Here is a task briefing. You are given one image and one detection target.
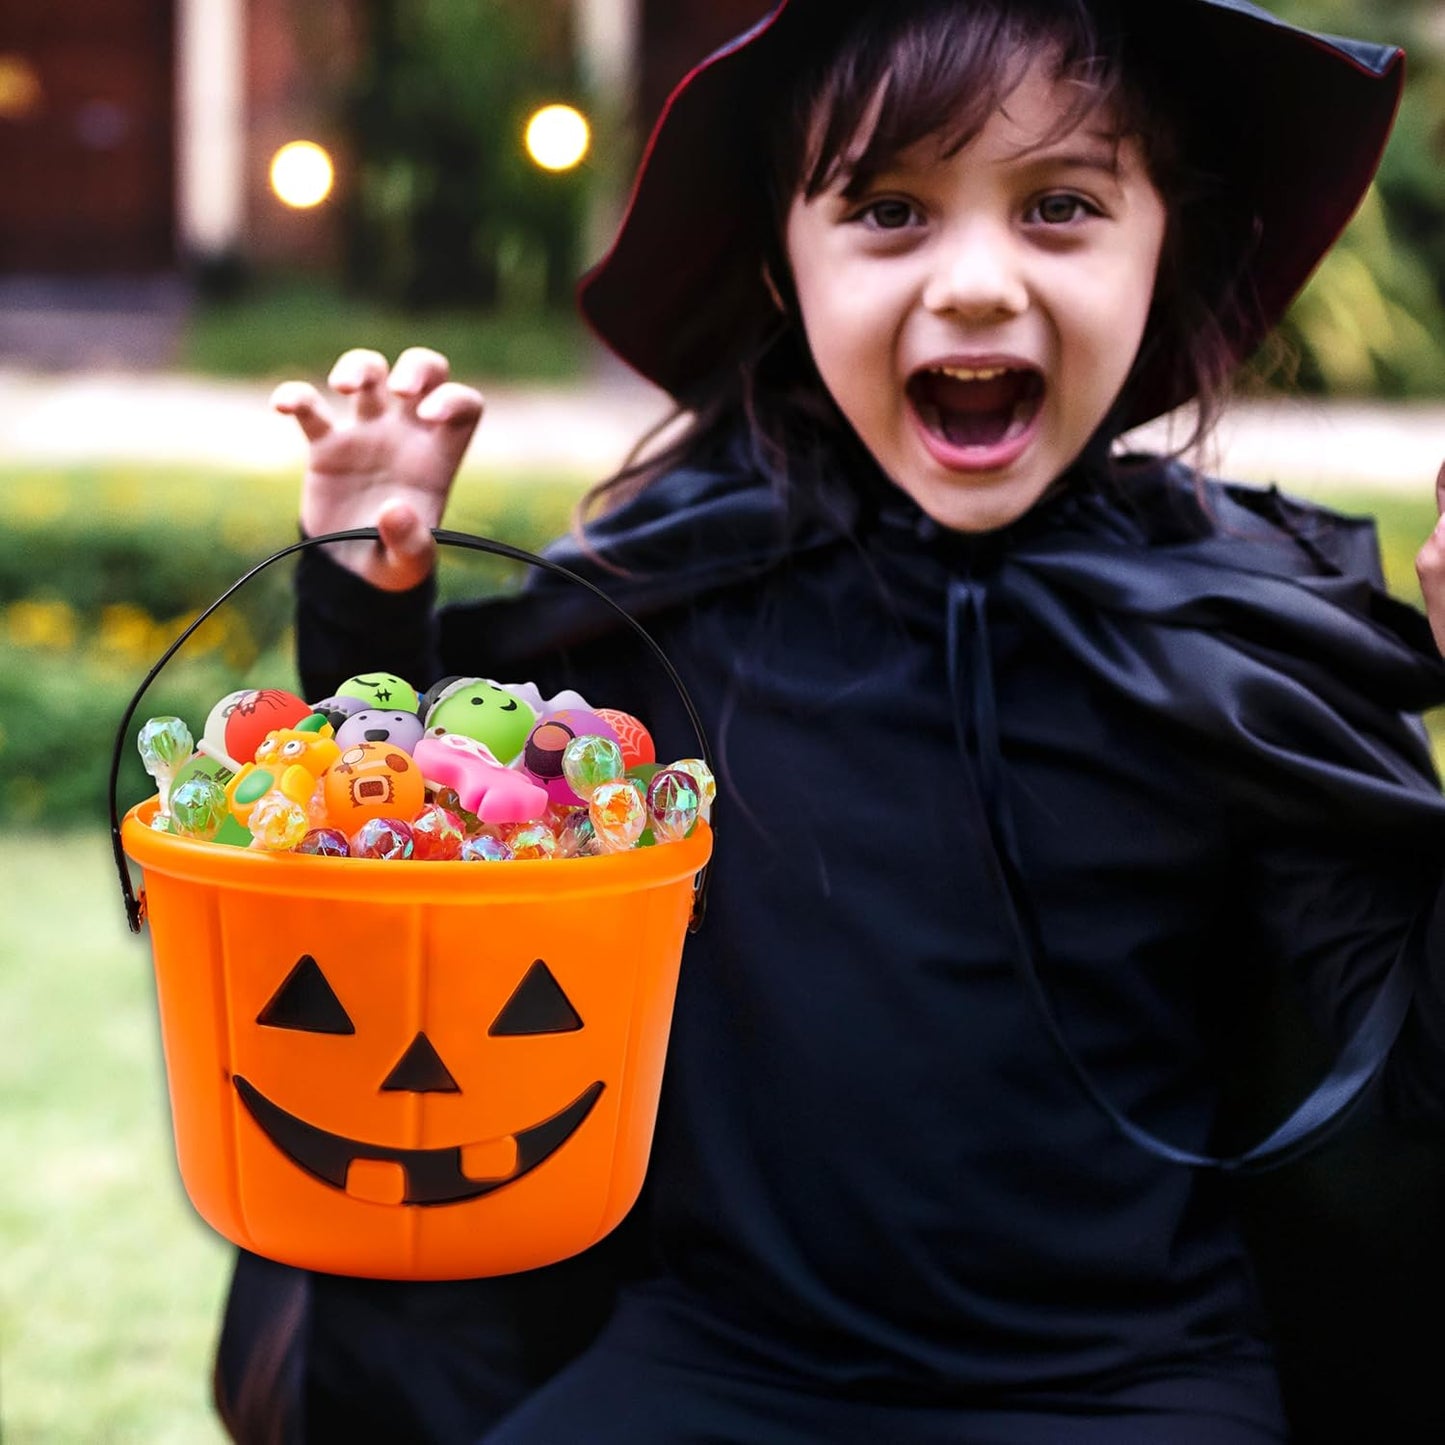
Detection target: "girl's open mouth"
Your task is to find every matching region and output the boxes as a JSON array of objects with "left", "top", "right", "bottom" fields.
[{"left": 907, "top": 364, "right": 1044, "bottom": 468}]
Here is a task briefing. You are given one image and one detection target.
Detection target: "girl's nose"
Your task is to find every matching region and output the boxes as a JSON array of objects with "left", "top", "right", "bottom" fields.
[{"left": 921, "top": 225, "right": 1029, "bottom": 322}]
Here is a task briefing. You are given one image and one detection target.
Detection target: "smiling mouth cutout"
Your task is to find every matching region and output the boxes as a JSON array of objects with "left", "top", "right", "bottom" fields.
[
  {"left": 234, "top": 1076, "right": 605, "bottom": 1206},
  {"left": 909, "top": 365, "right": 1044, "bottom": 449}
]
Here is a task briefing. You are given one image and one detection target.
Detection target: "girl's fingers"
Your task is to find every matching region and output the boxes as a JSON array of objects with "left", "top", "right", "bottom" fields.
[
  {"left": 1415, "top": 513, "right": 1445, "bottom": 656},
  {"left": 389, "top": 346, "right": 452, "bottom": 402},
  {"left": 1436, "top": 458, "right": 1445, "bottom": 517},
  {"left": 329, "top": 348, "right": 391, "bottom": 421},
  {"left": 270, "top": 381, "right": 335, "bottom": 443},
  {"left": 415, "top": 381, "right": 485, "bottom": 428},
  {"left": 375, "top": 498, "right": 438, "bottom": 582}
]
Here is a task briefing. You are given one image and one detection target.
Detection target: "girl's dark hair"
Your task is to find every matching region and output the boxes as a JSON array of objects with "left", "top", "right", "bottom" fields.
[{"left": 578, "top": 0, "right": 1263, "bottom": 533}]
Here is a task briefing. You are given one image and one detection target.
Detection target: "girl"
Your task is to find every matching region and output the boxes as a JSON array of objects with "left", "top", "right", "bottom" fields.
[{"left": 218, "top": 1, "right": 1445, "bottom": 1440}]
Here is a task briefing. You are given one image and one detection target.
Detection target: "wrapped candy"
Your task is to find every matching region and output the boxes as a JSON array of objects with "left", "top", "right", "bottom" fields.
[
  {"left": 350, "top": 817, "right": 415, "bottom": 861},
  {"left": 588, "top": 778, "right": 648, "bottom": 853},
  {"left": 645, "top": 768, "right": 701, "bottom": 844},
  {"left": 248, "top": 792, "right": 310, "bottom": 851},
  {"left": 410, "top": 804, "right": 467, "bottom": 861},
  {"left": 503, "top": 820, "right": 559, "bottom": 861},
  {"left": 138, "top": 715, "right": 194, "bottom": 826},
  {"left": 459, "top": 830, "right": 515, "bottom": 863},
  {"left": 668, "top": 759, "right": 716, "bottom": 823},
  {"left": 553, "top": 807, "right": 600, "bottom": 858},
  {"left": 296, "top": 828, "right": 351, "bottom": 858},
  {"left": 169, "top": 775, "right": 229, "bottom": 841},
  {"left": 561, "top": 735, "right": 625, "bottom": 802}
]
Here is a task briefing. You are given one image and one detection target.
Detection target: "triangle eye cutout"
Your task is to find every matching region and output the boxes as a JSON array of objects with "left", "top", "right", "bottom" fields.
[
  {"left": 488, "top": 960, "right": 583, "bottom": 1036},
  {"left": 380, "top": 1032, "right": 461, "bottom": 1093},
  {"left": 256, "top": 955, "right": 356, "bottom": 1035}
]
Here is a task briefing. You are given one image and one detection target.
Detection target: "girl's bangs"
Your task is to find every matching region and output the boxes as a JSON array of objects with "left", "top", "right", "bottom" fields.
[{"left": 785, "top": 0, "right": 1136, "bottom": 203}]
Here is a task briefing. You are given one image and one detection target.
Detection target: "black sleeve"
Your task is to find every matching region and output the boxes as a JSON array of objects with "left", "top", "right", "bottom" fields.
[
  {"left": 295, "top": 544, "right": 441, "bottom": 702},
  {"left": 294, "top": 543, "right": 648, "bottom": 707},
  {"left": 1240, "top": 832, "right": 1445, "bottom": 1129}
]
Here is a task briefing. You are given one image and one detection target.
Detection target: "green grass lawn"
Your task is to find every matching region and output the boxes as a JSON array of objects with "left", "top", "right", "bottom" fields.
[
  {"left": 180, "top": 277, "right": 590, "bottom": 383},
  {"left": 1, "top": 833, "right": 232, "bottom": 1444}
]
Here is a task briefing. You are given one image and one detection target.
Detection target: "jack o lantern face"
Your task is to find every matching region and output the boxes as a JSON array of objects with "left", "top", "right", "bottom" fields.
[{"left": 235, "top": 953, "right": 603, "bottom": 1207}]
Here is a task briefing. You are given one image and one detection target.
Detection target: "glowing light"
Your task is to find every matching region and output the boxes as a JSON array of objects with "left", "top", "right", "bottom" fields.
[
  {"left": 0, "top": 54, "right": 43, "bottom": 119},
  {"left": 524, "top": 105, "right": 590, "bottom": 172},
  {"left": 269, "top": 141, "right": 335, "bottom": 209}
]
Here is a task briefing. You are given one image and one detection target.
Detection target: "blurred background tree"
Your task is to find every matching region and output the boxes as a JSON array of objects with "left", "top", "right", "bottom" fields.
[
  {"left": 1270, "top": 0, "right": 1445, "bottom": 396},
  {"left": 344, "top": 0, "right": 585, "bottom": 312}
]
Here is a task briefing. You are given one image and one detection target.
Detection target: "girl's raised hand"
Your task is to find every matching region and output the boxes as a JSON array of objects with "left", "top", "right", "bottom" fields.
[
  {"left": 1416, "top": 459, "right": 1445, "bottom": 656},
  {"left": 274, "top": 346, "right": 484, "bottom": 591}
]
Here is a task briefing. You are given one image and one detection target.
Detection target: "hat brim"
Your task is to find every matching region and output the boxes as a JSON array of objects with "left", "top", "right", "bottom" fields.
[{"left": 577, "top": 0, "right": 1403, "bottom": 430}]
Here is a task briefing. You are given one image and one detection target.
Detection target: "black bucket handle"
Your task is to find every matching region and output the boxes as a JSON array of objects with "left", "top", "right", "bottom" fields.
[{"left": 110, "top": 527, "right": 715, "bottom": 935}]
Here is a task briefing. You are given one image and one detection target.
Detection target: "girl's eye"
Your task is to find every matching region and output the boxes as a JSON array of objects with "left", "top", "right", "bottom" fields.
[
  {"left": 1030, "top": 193, "right": 1096, "bottom": 226},
  {"left": 858, "top": 197, "right": 919, "bottom": 231}
]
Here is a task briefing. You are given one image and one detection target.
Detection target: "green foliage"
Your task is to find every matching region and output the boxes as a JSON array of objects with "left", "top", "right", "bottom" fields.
[
  {"left": 346, "top": 0, "right": 589, "bottom": 310},
  {"left": 1270, "top": 0, "right": 1445, "bottom": 396},
  {"left": 1282, "top": 189, "right": 1445, "bottom": 395},
  {"left": 0, "top": 465, "right": 586, "bottom": 830}
]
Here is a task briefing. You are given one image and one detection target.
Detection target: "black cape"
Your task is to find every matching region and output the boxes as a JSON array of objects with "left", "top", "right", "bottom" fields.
[{"left": 229, "top": 441, "right": 1445, "bottom": 1443}]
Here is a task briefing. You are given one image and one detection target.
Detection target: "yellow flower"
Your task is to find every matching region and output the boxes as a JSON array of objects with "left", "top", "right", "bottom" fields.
[{"left": 5, "top": 598, "right": 78, "bottom": 651}]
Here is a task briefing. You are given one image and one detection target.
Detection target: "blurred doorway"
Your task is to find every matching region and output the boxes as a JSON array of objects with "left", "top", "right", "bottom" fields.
[{"left": 0, "top": 2, "right": 176, "bottom": 273}]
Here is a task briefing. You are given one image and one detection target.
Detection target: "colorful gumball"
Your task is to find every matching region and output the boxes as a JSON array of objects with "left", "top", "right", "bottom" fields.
[
  {"left": 410, "top": 804, "right": 466, "bottom": 861},
  {"left": 295, "top": 828, "right": 351, "bottom": 857},
  {"left": 350, "top": 817, "right": 415, "bottom": 860},
  {"left": 323, "top": 742, "right": 427, "bottom": 833},
  {"left": 561, "top": 735, "right": 625, "bottom": 802},
  {"left": 588, "top": 778, "right": 648, "bottom": 853},
  {"left": 596, "top": 709, "right": 655, "bottom": 768}
]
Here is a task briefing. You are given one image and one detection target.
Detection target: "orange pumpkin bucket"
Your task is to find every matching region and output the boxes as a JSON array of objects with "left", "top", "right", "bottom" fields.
[{"left": 111, "top": 530, "right": 713, "bottom": 1280}]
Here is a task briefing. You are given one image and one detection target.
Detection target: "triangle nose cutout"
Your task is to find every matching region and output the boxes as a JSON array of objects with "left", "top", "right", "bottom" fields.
[{"left": 380, "top": 1032, "right": 461, "bottom": 1093}]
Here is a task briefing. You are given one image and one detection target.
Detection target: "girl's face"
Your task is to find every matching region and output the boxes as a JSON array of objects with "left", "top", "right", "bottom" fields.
[{"left": 783, "top": 61, "right": 1168, "bottom": 534}]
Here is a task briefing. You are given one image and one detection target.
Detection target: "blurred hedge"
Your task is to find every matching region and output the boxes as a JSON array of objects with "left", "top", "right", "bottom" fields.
[
  {"left": 1265, "top": 0, "right": 1445, "bottom": 396},
  {"left": 2, "top": 465, "right": 1441, "bottom": 831},
  {"left": 0, "top": 466, "right": 585, "bottom": 829}
]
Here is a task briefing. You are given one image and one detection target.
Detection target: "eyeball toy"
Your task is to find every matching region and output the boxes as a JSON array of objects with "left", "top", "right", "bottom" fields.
[
  {"left": 335, "top": 709, "right": 426, "bottom": 754},
  {"left": 322, "top": 742, "right": 427, "bottom": 832},
  {"left": 336, "top": 672, "right": 419, "bottom": 713}
]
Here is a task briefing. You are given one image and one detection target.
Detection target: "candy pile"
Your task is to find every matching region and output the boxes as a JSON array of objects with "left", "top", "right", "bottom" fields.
[{"left": 136, "top": 672, "right": 714, "bottom": 861}]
